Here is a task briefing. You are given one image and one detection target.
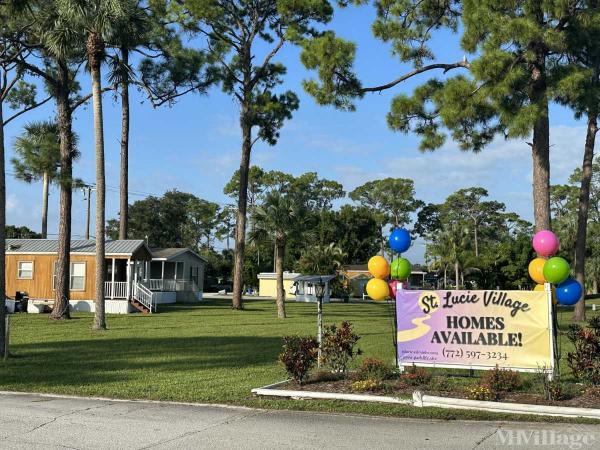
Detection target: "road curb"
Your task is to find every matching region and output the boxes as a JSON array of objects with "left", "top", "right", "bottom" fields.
[
  {"left": 251, "top": 381, "right": 412, "bottom": 405},
  {"left": 251, "top": 383, "right": 600, "bottom": 419},
  {"left": 413, "top": 391, "right": 600, "bottom": 420}
]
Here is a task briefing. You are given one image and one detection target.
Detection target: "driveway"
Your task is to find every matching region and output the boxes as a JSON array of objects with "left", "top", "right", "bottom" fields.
[{"left": 0, "top": 392, "right": 597, "bottom": 449}]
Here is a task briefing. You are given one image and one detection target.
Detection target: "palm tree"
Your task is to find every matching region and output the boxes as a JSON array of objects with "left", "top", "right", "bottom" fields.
[
  {"left": 11, "top": 121, "right": 80, "bottom": 238},
  {"left": 108, "top": 3, "right": 149, "bottom": 240},
  {"left": 429, "top": 223, "right": 471, "bottom": 289},
  {"left": 250, "top": 192, "right": 305, "bottom": 318},
  {"left": 14, "top": 1, "right": 87, "bottom": 320},
  {"left": 64, "top": 0, "right": 129, "bottom": 330},
  {"left": 297, "top": 243, "right": 346, "bottom": 275}
]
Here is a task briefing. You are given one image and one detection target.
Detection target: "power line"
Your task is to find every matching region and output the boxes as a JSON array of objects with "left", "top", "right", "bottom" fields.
[{"left": 7, "top": 170, "right": 233, "bottom": 207}]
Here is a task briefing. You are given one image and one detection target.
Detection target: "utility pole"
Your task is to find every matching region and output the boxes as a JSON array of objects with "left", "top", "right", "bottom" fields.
[{"left": 84, "top": 185, "right": 93, "bottom": 240}]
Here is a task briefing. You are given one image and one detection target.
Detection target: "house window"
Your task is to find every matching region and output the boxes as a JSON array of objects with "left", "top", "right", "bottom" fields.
[
  {"left": 70, "top": 262, "right": 86, "bottom": 290},
  {"left": 17, "top": 261, "right": 34, "bottom": 279},
  {"left": 53, "top": 261, "right": 86, "bottom": 291}
]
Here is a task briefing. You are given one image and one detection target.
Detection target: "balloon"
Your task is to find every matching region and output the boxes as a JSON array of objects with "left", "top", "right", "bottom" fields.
[
  {"left": 556, "top": 278, "right": 583, "bottom": 306},
  {"left": 532, "top": 230, "right": 560, "bottom": 257},
  {"left": 389, "top": 228, "right": 411, "bottom": 253},
  {"left": 388, "top": 280, "right": 399, "bottom": 299},
  {"left": 368, "top": 255, "right": 390, "bottom": 279},
  {"left": 543, "top": 257, "right": 570, "bottom": 284},
  {"left": 391, "top": 257, "right": 411, "bottom": 281},
  {"left": 366, "top": 278, "right": 390, "bottom": 301},
  {"left": 528, "top": 258, "right": 547, "bottom": 285}
]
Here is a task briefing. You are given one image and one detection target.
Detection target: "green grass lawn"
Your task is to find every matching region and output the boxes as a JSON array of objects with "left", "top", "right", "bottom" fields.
[{"left": 0, "top": 298, "right": 598, "bottom": 423}]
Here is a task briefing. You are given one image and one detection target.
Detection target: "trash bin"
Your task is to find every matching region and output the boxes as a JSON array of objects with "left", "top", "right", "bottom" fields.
[{"left": 15, "top": 291, "right": 29, "bottom": 313}]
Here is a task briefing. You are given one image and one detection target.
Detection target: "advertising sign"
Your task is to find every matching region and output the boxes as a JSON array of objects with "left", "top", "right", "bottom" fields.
[{"left": 396, "top": 289, "right": 554, "bottom": 372}]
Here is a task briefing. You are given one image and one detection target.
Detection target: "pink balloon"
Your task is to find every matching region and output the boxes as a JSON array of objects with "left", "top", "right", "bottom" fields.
[
  {"left": 388, "top": 280, "right": 398, "bottom": 299},
  {"left": 532, "top": 230, "right": 559, "bottom": 257}
]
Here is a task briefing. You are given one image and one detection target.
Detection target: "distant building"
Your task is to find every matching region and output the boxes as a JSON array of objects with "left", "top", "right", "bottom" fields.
[{"left": 257, "top": 272, "right": 300, "bottom": 298}]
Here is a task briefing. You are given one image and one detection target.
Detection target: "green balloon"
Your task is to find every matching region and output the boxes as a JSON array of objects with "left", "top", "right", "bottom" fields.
[
  {"left": 391, "top": 258, "right": 411, "bottom": 281},
  {"left": 543, "top": 257, "right": 570, "bottom": 284}
]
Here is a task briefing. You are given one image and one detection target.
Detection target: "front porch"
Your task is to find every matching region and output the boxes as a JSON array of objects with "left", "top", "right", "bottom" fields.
[{"left": 103, "top": 258, "right": 201, "bottom": 304}]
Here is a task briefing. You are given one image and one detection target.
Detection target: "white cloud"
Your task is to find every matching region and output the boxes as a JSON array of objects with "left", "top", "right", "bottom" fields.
[{"left": 332, "top": 124, "right": 588, "bottom": 223}]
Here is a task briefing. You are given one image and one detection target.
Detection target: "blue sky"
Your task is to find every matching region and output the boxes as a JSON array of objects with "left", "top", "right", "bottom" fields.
[{"left": 4, "top": 6, "right": 587, "bottom": 263}]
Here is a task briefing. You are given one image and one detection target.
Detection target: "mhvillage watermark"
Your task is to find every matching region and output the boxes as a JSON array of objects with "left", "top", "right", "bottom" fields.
[{"left": 497, "top": 428, "right": 596, "bottom": 449}]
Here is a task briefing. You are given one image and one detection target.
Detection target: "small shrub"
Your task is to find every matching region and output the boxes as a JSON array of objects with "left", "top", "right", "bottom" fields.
[
  {"left": 399, "top": 365, "right": 432, "bottom": 386},
  {"left": 428, "top": 376, "right": 451, "bottom": 393},
  {"left": 481, "top": 365, "right": 522, "bottom": 400},
  {"left": 535, "top": 365, "right": 563, "bottom": 401},
  {"left": 584, "top": 386, "right": 600, "bottom": 399},
  {"left": 351, "top": 379, "right": 382, "bottom": 392},
  {"left": 466, "top": 385, "right": 493, "bottom": 401},
  {"left": 321, "top": 321, "right": 361, "bottom": 375},
  {"left": 278, "top": 336, "right": 318, "bottom": 384},
  {"left": 356, "top": 357, "right": 394, "bottom": 382},
  {"left": 566, "top": 317, "right": 600, "bottom": 385},
  {"left": 547, "top": 381, "right": 564, "bottom": 401}
]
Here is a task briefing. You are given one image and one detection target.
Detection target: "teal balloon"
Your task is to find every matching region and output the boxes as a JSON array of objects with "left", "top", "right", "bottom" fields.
[
  {"left": 543, "top": 257, "right": 570, "bottom": 284},
  {"left": 391, "top": 258, "right": 411, "bottom": 281}
]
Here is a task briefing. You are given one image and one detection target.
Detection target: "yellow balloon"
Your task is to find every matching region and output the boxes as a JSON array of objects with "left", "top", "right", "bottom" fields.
[
  {"left": 368, "top": 255, "right": 390, "bottom": 280},
  {"left": 528, "top": 258, "right": 547, "bottom": 285},
  {"left": 366, "top": 278, "right": 389, "bottom": 301}
]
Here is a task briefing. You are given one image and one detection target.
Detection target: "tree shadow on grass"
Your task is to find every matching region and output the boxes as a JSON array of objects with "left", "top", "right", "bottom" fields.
[{"left": 0, "top": 335, "right": 282, "bottom": 389}]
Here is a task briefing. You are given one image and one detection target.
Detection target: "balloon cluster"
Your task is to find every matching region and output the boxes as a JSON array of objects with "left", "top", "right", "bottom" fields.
[
  {"left": 366, "top": 228, "right": 412, "bottom": 301},
  {"left": 528, "top": 230, "right": 582, "bottom": 306}
]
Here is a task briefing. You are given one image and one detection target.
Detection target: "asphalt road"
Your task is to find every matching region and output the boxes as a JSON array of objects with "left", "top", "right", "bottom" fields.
[{"left": 0, "top": 392, "right": 598, "bottom": 449}]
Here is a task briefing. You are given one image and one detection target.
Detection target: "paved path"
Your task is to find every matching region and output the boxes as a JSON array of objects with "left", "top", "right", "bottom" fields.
[{"left": 0, "top": 392, "right": 598, "bottom": 449}]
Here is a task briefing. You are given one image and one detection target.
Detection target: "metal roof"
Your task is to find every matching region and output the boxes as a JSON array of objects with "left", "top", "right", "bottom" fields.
[
  {"left": 151, "top": 248, "right": 208, "bottom": 262},
  {"left": 6, "top": 239, "right": 148, "bottom": 256},
  {"left": 293, "top": 275, "right": 337, "bottom": 282}
]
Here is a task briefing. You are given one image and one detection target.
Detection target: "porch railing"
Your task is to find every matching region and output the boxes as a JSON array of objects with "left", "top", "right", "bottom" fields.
[
  {"left": 143, "top": 279, "right": 199, "bottom": 293},
  {"left": 133, "top": 283, "right": 154, "bottom": 312},
  {"left": 104, "top": 281, "right": 128, "bottom": 299}
]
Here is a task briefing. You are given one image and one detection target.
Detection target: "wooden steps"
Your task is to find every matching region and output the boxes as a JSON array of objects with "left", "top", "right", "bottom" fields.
[{"left": 129, "top": 298, "right": 150, "bottom": 315}]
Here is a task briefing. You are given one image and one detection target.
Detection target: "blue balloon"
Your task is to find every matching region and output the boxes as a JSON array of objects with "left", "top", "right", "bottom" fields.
[
  {"left": 556, "top": 278, "right": 583, "bottom": 306},
  {"left": 389, "top": 228, "right": 411, "bottom": 253}
]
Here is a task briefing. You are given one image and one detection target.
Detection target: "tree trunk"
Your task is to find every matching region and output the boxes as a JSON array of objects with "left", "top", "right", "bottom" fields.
[
  {"left": 41, "top": 171, "right": 49, "bottom": 239},
  {"left": 231, "top": 111, "right": 252, "bottom": 310},
  {"left": 51, "top": 62, "right": 73, "bottom": 320},
  {"left": 0, "top": 103, "right": 7, "bottom": 356},
  {"left": 593, "top": 278, "right": 598, "bottom": 294},
  {"left": 573, "top": 115, "right": 597, "bottom": 321},
  {"left": 119, "top": 47, "right": 129, "bottom": 240},
  {"left": 443, "top": 266, "right": 447, "bottom": 289},
  {"left": 275, "top": 239, "right": 286, "bottom": 319},
  {"left": 530, "top": 49, "right": 551, "bottom": 232},
  {"left": 88, "top": 32, "right": 106, "bottom": 331},
  {"left": 454, "top": 261, "right": 459, "bottom": 289},
  {"left": 473, "top": 224, "right": 479, "bottom": 258}
]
